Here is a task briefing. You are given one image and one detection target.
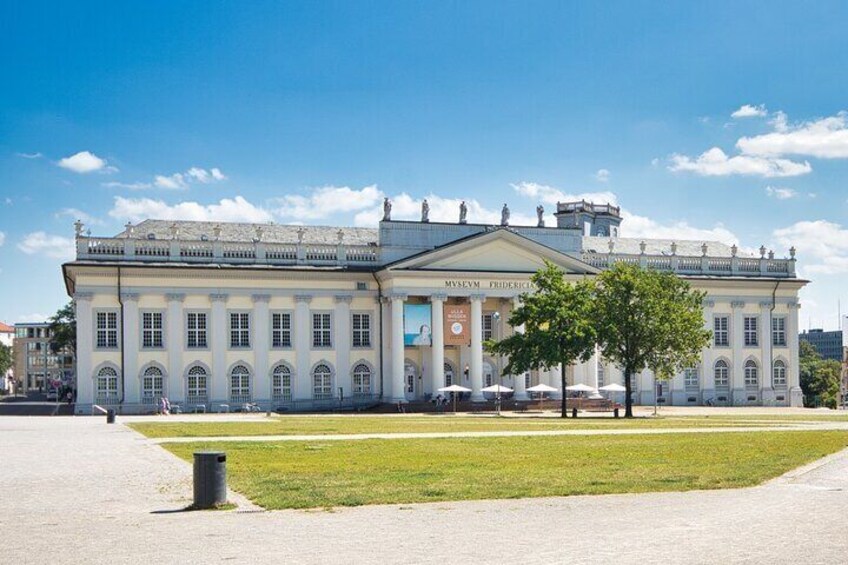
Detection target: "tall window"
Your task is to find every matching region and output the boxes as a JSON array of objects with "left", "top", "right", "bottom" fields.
[
  {"left": 313, "top": 364, "right": 333, "bottom": 400},
  {"left": 772, "top": 317, "right": 786, "bottom": 346},
  {"left": 186, "top": 313, "right": 208, "bottom": 348},
  {"left": 229, "top": 365, "right": 251, "bottom": 402},
  {"left": 482, "top": 313, "right": 494, "bottom": 341},
  {"left": 744, "top": 316, "right": 758, "bottom": 347},
  {"left": 773, "top": 360, "right": 787, "bottom": 387},
  {"left": 714, "top": 360, "right": 729, "bottom": 388},
  {"left": 95, "top": 367, "right": 119, "bottom": 402},
  {"left": 684, "top": 367, "right": 699, "bottom": 389},
  {"left": 272, "top": 313, "right": 292, "bottom": 348},
  {"left": 352, "top": 364, "right": 371, "bottom": 396},
  {"left": 96, "top": 311, "right": 118, "bottom": 349},
  {"left": 597, "top": 362, "right": 606, "bottom": 388},
  {"left": 141, "top": 366, "right": 164, "bottom": 404},
  {"left": 142, "top": 312, "right": 164, "bottom": 348},
  {"left": 744, "top": 360, "right": 759, "bottom": 388},
  {"left": 312, "top": 313, "right": 332, "bottom": 348},
  {"left": 713, "top": 316, "right": 729, "bottom": 347},
  {"left": 272, "top": 364, "right": 292, "bottom": 403},
  {"left": 230, "top": 313, "right": 250, "bottom": 348},
  {"left": 352, "top": 313, "right": 371, "bottom": 348},
  {"left": 444, "top": 363, "right": 454, "bottom": 387},
  {"left": 186, "top": 366, "right": 208, "bottom": 403}
]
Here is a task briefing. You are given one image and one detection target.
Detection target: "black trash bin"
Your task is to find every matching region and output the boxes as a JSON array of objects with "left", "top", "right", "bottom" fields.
[
  {"left": 193, "top": 452, "right": 227, "bottom": 509},
  {"left": 106, "top": 409, "right": 116, "bottom": 424}
]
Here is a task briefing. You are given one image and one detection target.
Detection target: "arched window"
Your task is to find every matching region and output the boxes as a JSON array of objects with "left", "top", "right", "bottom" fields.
[
  {"left": 187, "top": 366, "right": 208, "bottom": 404},
  {"left": 444, "top": 363, "right": 454, "bottom": 387},
  {"left": 597, "top": 362, "right": 606, "bottom": 388},
  {"left": 714, "top": 360, "right": 729, "bottom": 388},
  {"left": 95, "top": 367, "right": 119, "bottom": 403},
  {"left": 773, "top": 360, "right": 787, "bottom": 387},
  {"left": 744, "top": 360, "right": 758, "bottom": 388},
  {"left": 272, "top": 365, "right": 292, "bottom": 403},
  {"left": 313, "top": 364, "right": 333, "bottom": 400},
  {"left": 230, "top": 364, "right": 251, "bottom": 403},
  {"left": 141, "top": 366, "right": 164, "bottom": 404},
  {"left": 684, "top": 367, "right": 699, "bottom": 389},
  {"left": 352, "top": 364, "right": 371, "bottom": 396}
]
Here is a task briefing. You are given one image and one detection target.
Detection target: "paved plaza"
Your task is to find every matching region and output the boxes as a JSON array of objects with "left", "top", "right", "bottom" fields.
[{"left": 1, "top": 414, "right": 847, "bottom": 564}]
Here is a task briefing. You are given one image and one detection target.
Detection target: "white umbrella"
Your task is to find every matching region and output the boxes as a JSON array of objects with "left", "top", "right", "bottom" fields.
[
  {"left": 526, "top": 383, "right": 558, "bottom": 410},
  {"left": 437, "top": 384, "right": 472, "bottom": 413},
  {"left": 599, "top": 383, "right": 626, "bottom": 392},
  {"left": 566, "top": 383, "right": 596, "bottom": 392},
  {"left": 481, "top": 384, "right": 513, "bottom": 393}
]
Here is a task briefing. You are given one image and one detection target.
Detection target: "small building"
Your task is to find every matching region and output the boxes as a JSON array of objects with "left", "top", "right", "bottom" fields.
[
  {"left": 799, "top": 329, "right": 843, "bottom": 362},
  {"left": 13, "top": 322, "right": 75, "bottom": 393}
]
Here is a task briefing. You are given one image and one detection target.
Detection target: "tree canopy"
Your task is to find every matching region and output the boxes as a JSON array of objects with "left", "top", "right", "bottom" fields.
[
  {"left": 0, "top": 343, "right": 12, "bottom": 381},
  {"left": 799, "top": 340, "right": 841, "bottom": 409},
  {"left": 48, "top": 301, "right": 76, "bottom": 356}
]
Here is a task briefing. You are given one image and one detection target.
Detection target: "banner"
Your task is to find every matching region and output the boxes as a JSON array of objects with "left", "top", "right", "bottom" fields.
[
  {"left": 444, "top": 304, "right": 471, "bottom": 346},
  {"left": 404, "top": 303, "right": 432, "bottom": 346}
]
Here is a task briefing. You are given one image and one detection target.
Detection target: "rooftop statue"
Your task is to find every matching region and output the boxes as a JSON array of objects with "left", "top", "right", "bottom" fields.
[
  {"left": 501, "top": 203, "right": 510, "bottom": 226},
  {"left": 536, "top": 205, "right": 545, "bottom": 227},
  {"left": 382, "top": 197, "right": 392, "bottom": 221},
  {"left": 422, "top": 199, "right": 430, "bottom": 223},
  {"left": 459, "top": 200, "right": 468, "bottom": 224}
]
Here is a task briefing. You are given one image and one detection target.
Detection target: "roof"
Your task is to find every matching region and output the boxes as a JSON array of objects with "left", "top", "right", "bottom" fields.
[
  {"left": 118, "top": 220, "right": 378, "bottom": 246},
  {"left": 0, "top": 322, "right": 13, "bottom": 333},
  {"left": 582, "top": 237, "right": 756, "bottom": 258}
]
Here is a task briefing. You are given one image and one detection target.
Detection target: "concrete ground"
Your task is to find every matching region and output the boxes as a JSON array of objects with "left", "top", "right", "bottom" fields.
[{"left": 1, "top": 414, "right": 847, "bottom": 565}]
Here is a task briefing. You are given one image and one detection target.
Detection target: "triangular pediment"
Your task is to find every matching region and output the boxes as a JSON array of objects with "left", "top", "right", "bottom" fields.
[{"left": 385, "top": 229, "right": 599, "bottom": 274}]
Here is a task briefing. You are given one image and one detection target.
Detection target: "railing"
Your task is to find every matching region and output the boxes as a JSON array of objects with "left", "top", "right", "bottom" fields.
[{"left": 583, "top": 252, "right": 796, "bottom": 278}]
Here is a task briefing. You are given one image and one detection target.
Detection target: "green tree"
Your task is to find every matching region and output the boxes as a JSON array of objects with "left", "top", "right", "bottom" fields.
[
  {"left": 486, "top": 261, "right": 598, "bottom": 418},
  {"left": 593, "top": 263, "right": 711, "bottom": 418},
  {"left": 48, "top": 301, "right": 76, "bottom": 356},
  {"left": 0, "top": 343, "right": 12, "bottom": 382},
  {"left": 799, "top": 340, "right": 840, "bottom": 408}
]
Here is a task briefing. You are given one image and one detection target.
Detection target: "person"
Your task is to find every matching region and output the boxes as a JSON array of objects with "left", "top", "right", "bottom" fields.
[
  {"left": 65, "top": 390, "right": 73, "bottom": 405},
  {"left": 411, "top": 324, "right": 431, "bottom": 346}
]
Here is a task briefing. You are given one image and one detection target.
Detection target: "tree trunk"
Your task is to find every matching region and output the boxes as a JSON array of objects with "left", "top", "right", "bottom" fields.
[
  {"left": 624, "top": 366, "right": 633, "bottom": 418},
  {"left": 560, "top": 362, "right": 568, "bottom": 418}
]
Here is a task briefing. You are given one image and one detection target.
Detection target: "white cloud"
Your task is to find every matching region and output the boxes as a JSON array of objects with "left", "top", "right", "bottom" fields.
[
  {"left": 765, "top": 186, "right": 798, "bottom": 200},
  {"left": 15, "top": 152, "right": 43, "bottom": 159},
  {"left": 353, "top": 193, "right": 540, "bottom": 228},
  {"left": 620, "top": 212, "right": 738, "bottom": 244},
  {"left": 511, "top": 182, "right": 618, "bottom": 207},
  {"left": 146, "top": 167, "right": 226, "bottom": 190},
  {"left": 773, "top": 220, "right": 848, "bottom": 275},
  {"left": 731, "top": 104, "right": 767, "bottom": 119},
  {"left": 273, "top": 185, "right": 383, "bottom": 220},
  {"left": 0, "top": 232, "right": 5, "bottom": 246},
  {"left": 595, "top": 169, "right": 610, "bottom": 182},
  {"left": 154, "top": 173, "right": 187, "bottom": 190},
  {"left": 737, "top": 111, "right": 848, "bottom": 159},
  {"left": 185, "top": 167, "right": 227, "bottom": 183},
  {"left": 55, "top": 208, "right": 103, "bottom": 226},
  {"left": 108, "top": 196, "right": 274, "bottom": 224},
  {"left": 102, "top": 181, "right": 153, "bottom": 190},
  {"left": 56, "top": 151, "right": 114, "bottom": 174},
  {"left": 668, "top": 147, "right": 811, "bottom": 177},
  {"left": 17, "top": 232, "right": 75, "bottom": 260}
]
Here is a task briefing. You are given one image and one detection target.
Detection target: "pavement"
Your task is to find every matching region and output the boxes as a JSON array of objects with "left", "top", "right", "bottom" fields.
[{"left": 1, "top": 414, "right": 847, "bottom": 565}]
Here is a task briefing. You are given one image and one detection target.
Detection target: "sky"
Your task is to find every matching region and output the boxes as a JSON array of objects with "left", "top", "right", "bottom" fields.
[{"left": 1, "top": 0, "right": 847, "bottom": 330}]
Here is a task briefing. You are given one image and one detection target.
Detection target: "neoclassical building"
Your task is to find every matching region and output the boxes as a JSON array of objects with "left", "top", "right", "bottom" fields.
[{"left": 64, "top": 201, "right": 806, "bottom": 414}]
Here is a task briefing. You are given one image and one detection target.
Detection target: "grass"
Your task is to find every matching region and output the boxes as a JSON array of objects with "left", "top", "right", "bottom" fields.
[{"left": 163, "top": 430, "right": 848, "bottom": 509}]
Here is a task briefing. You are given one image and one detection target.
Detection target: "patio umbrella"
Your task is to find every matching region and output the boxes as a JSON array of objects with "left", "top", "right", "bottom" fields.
[
  {"left": 437, "top": 384, "right": 472, "bottom": 413},
  {"left": 566, "top": 383, "right": 596, "bottom": 393},
  {"left": 526, "top": 383, "right": 558, "bottom": 409},
  {"left": 481, "top": 384, "right": 513, "bottom": 416},
  {"left": 598, "top": 383, "right": 626, "bottom": 392}
]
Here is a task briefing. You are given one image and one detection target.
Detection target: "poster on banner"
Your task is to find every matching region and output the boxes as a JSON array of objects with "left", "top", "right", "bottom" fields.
[
  {"left": 404, "top": 303, "right": 432, "bottom": 346},
  {"left": 444, "top": 304, "right": 471, "bottom": 346}
]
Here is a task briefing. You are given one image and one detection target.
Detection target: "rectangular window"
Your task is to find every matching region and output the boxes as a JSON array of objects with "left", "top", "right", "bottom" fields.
[
  {"left": 744, "top": 316, "right": 758, "bottom": 347},
  {"left": 186, "top": 312, "right": 208, "bottom": 349},
  {"left": 96, "top": 311, "right": 118, "bottom": 349},
  {"left": 482, "top": 313, "right": 494, "bottom": 341},
  {"left": 312, "top": 313, "right": 332, "bottom": 348},
  {"left": 141, "top": 312, "right": 164, "bottom": 348},
  {"left": 772, "top": 317, "right": 786, "bottom": 346},
  {"left": 713, "top": 316, "right": 729, "bottom": 347},
  {"left": 352, "top": 313, "right": 371, "bottom": 348},
  {"left": 229, "top": 312, "right": 250, "bottom": 348},
  {"left": 684, "top": 368, "right": 699, "bottom": 389},
  {"left": 272, "top": 313, "right": 292, "bottom": 348}
]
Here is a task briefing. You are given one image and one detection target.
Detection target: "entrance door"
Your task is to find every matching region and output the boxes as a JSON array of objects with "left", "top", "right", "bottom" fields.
[{"left": 404, "top": 362, "right": 417, "bottom": 401}]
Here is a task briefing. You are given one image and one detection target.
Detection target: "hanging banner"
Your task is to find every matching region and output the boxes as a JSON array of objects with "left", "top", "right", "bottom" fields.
[
  {"left": 404, "top": 303, "right": 432, "bottom": 346},
  {"left": 444, "top": 303, "right": 471, "bottom": 346}
]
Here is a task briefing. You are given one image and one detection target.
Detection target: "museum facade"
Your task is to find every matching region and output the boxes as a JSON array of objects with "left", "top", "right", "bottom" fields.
[{"left": 63, "top": 201, "right": 807, "bottom": 414}]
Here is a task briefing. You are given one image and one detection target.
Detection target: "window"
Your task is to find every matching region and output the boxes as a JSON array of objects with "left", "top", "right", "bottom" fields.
[
  {"left": 272, "top": 364, "right": 292, "bottom": 403},
  {"left": 597, "top": 362, "right": 606, "bottom": 388},
  {"left": 272, "top": 313, "right": 292, "bottom": 348},
  {"left": 713, "top": 316, "right": 729, "bottom": 347},
  {"left": 444, "top": 363, "right": 454, "bottom": 387},
  {"left": 482, "top": 313, "right": 494, "bottom": 341},
  {"left": 684, "top": 367, "right": 699, "bottom": 389},
  {"left": 142, "top": 312, "right": 164, "bottom": 348},
  {"left": 186, "top": 313, "right": 208, "bottom": 348},
  {"left": 744, "top": 360, "right": 759, "bottom": 388},
  {"left": 96, "top": 311, "right": 118, "bottom": 349},
  {"left": 229, "top": 364, "right": 251, "bottom": 402},
  {"left": 772, "top": 317, "right": 786, "bottom": 346},
  {"left": 352, "top": 364, "right": 371, "bottom": 396},
  {"left": 312, "top": 313, "right": 332, "bottom": 348},
  {"left": 773, "top": 360, "right": 787, "bottom": 387},
  {"left": 95, "top": 367, "right": 119, "bottom": 402},
  {"left": 714, "top": 360, "right": 729, "bottom": 388},
  {"left": 186, "top": 366, "right": 208, "bottom": 403},
  {"left": 230, "top": 313, "right": 250, "bottom": 348},
  {"left": 141, "top": 366, "right": 164, "bottom": 404},
  {"left": 744, "top": 316, "right": 758, "bottom": 347},
  {"left": 313, "top": 364, "right": 333, "bottom": 400},
  {"left": 352, "top": 313, "right": 371, "bottom": 348},
  {"left": 629, "top": 372, "right": 637, "bottom": 391}
]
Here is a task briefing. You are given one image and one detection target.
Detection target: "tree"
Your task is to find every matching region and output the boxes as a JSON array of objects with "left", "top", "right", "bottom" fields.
[
  {"left": 486, "top": 261, "right": 597, "bottom": 418},
  {"left": 593, "top": 263, "right": 711, "bottom": 418},
  {"left": 799, "top": 340, "right": 840, "bottom": 408},
  {"left": 0, "top": 343, "right": 12, "bottom": 381},
  {"left": 48, "top": 301, "right": 76, "bottom": 356}
]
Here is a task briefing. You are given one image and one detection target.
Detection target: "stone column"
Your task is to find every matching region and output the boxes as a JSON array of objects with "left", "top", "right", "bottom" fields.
[
  {"left": 166, "top": 293, "right": 185, "bottom": 402},
  {"left": 390, "top": 293, "right": 407, "bottom": 403},
  {"left": 511, "top": 297, "right": 528, "bottom": 400},
  {"left": 469, "top": 294, "right": 485, "bottom": 401},
  {"left": 252, "top": 294, "right": 271, "bottom": 404},
  {"left": 74, "top": 292, "right": 93, "bottom": 411},
  {"left": 294, "top": 295, "right": 312, "bottom": 400},
  {"left": 380, "top": 297, "right": 391, "bottom": 399},
  {"left": 788, "top": 301, "right": 803, "bottom": 406},
  {"left": 760, "top": 301, "right": 774, "bottom": 405},
  {"left": 121, "top": 293, "right": 139, "bottom": 405},
  {"left": 731, "top": 300, "right": 745, "bottom": 406},
  {"left": 700, "top": 300, "right": 715, "bottom": 404},
  {"left": 335, "top": 295, "right": 353, "bottom": 398},
  {"left": 587, "top": 349, "right": 599, "bottom": 389},
  {"left": 430, "top": 294, "right": 446, "bottom": 394},
  {"left": 210, "top": 294, "right": 228, "bottom": 404}
]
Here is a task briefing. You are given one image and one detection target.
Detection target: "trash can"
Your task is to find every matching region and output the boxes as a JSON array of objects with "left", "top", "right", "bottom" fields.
[
  {"left": 193, "top": 451, "right": 227, "bottom": 509},
  {"left": 106, "top": 409, "right": 116, "bottom": 424}
]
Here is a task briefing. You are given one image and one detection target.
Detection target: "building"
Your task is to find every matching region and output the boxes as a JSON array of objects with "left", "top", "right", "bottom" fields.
[
  {"left": 799, "top": 329, "right": 843, "bottom": 362},
  {"left": 13, "top": 322, "right": 76, "bottom": 393},
  {"left": 63, "top": 200, "right": 807, "bottom": 414},
  {"left": 0, "top": 322, "right": 14, "bottom": 393}
]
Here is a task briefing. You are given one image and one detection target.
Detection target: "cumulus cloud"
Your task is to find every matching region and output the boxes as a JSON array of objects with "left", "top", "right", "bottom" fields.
[
  {"left": 109, "top": 167, "right": 227, "bottom": 191},
  {"left": 668, "top": 147, "right": 811, "bottom": 177},
  {"left": 511, "top": 182, "right": 618, "bottom": 207},
  {"left": 154, "top": 174, "right": 187, "bottom": 190},
  {"left": 57, "top": 151, "right": 114, "bottom": 174},
  {"left": 595, "top": 168, "right": 611, "bottom": 182},
  {"left": 773, "top": 220, "right": 848, "bottom": 275},
  {"left": 17, "top": 232, "right": 75, "bottom": 260},
  {"left": 736, "top": 111, "right": 848, "bottom": 159},
  {"left": 620, "top": 212, "right": 739, "bottom": 244},
  {"left": 731, "top": 104, "right": 768, "bottom": 119},
  {"left": 765, "top": 186, "right": 798, "bottom": 200},
  {"left": 108, "top": 196, "right": 273, "bottom": 224},
  {"left": 273, "top": 185, "right": 383, "bottom": 220},
  {"left": 55, "top": 208, "right": 103, "bottom": 226}
]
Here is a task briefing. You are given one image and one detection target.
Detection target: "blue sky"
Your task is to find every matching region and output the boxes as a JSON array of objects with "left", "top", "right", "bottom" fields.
[{"left": 1, "top": 1, "right": 848, "bottom": 329}]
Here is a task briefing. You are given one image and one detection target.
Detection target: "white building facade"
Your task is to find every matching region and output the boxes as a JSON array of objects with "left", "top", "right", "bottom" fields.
[{"left": 64, "top": 201, "right": 806, "bottom": 414}]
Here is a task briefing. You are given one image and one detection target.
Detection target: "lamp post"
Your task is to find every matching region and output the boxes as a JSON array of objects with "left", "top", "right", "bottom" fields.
[{"left": 492, "top": 311, "right": 502, "bottom": 415}]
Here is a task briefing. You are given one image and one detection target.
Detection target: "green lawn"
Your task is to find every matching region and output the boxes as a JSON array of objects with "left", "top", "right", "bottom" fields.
[{"left": 163, "top": 430, "right": 848, "bottom": 509}]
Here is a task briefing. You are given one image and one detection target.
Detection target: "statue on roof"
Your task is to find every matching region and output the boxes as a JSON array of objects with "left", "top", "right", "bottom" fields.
[
  {"left": 459, "top": 201, "right": 467, "bottom": 224},
  {"left": 500, "top": 203, "right": 510, "bottom": 226},
  {"left": 536, "top": 205, "right": 544, "bottom": 227},
  {"left": 382, "top": 197, "right": 392, "bottom": 221},
  {"left": 421, "top": 199, "right": 430, "bottom": 223}
]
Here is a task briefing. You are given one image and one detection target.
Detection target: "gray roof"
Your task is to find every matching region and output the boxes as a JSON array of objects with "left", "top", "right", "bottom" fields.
[
  {"left": 118, "top": 220, "right": 378, "bottom": 246},
  {"left": 582, "top": 237, "right": 756, "bottom": 258}
]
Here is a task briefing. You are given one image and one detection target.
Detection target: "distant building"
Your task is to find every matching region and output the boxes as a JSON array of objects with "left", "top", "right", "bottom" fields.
[
  {"left": 799, "top": 329, "right": 843, "bottom": 362},
  {"left": 0, "top": 322, "right": 14, "bottom": 393},
  {"left": 13, "top": 322, "right": 75, "bottom": 393}
]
